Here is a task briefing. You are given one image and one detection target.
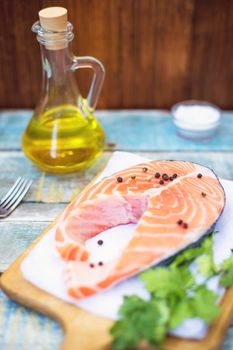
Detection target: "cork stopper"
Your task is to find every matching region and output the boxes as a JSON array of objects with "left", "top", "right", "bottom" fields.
[
  {"left": 39, "top": 7, "right": 68, "bottom": 32},
  {"left": 38, "top": 7, "right": 68, "bottom": 50}
]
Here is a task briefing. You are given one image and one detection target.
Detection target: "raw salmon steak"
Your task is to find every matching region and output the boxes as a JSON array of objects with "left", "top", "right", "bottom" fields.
[{"left": 55, "top": 160, "right": 225, "bottom": 299}]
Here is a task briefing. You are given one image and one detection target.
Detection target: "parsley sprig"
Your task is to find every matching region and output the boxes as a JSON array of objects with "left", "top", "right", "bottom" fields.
[{"left": 110, "top": 234, "right": 233, "bottom": 350}]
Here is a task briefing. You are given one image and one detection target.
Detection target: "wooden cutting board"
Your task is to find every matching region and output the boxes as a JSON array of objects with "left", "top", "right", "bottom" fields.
[{"left": 1, "top": 222, "right": 233, "bottom": 350}]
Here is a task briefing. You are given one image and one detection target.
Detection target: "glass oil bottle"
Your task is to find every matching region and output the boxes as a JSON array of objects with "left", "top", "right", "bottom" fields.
[{"left": 22, "top": 7, "right": 105, "bottom": 174}]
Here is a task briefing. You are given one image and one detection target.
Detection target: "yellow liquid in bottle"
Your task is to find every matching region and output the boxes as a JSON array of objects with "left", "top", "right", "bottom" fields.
[{"left": 22, "top": 104, "right": 105, "bottom": 174}]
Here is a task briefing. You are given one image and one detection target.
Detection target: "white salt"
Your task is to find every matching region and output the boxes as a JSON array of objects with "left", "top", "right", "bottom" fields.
[{"left": 174, "top": 105, "right": 220, "bottom": 128}]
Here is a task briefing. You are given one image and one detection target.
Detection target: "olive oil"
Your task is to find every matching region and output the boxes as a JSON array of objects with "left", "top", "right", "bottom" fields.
[
  {"left": 23, "top": 8, "right": 106, "bottom": 174},
  {"left": 22, "top": 105, "right": 105, "bottom": 174}
]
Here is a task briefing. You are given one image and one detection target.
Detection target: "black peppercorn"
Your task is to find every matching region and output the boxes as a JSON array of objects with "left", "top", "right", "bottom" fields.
[
  {"left": 97, "top": 240, "right": 103, "bottom": 245},
  {"left": 155, "top": 172, "right": 160, "bottom": 178},
  {"left": 90, "top": 263, "right": 95, "bottom": 268},
  {"left": 159, "top": 180, "right": 164, "bottom": 185},
  {"left": 197, "top": 173, "right": 202, "bottom": 178},
  {"left": 98, "top": 261, "right": 103, "bottom": 266},
  {"left": 172, "top": 174, "right": 178, "bottom": 179},
  {"left": 177, "top": 219, "right": 183, "bottom": 225},
  {"left": 162, "top": 174, "right": 169, "bottom": 181},
  {"left": 117, "top": 177, "right": 123, "bottom": 183},
  {"left": 142, "top": 167, "right": 148, "bottom": 172}
]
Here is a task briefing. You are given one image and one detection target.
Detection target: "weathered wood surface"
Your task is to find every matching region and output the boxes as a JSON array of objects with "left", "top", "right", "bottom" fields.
[
  {"left": 0, "top": 1, "right": 233, "bottom": 109},
  {"left": 1, "top": 110, "right": 233, "bottom": 151},
  {"left": 0, "top": 110, "right": 233, "bottom": 349},
  {"left": 0, "top": 290, "right": 63, "bottom": 350}
]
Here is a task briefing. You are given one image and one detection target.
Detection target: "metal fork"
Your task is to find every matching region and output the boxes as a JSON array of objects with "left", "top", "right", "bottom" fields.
[{"left": 0, "top": 177, "right": 32, "bottom": 218}]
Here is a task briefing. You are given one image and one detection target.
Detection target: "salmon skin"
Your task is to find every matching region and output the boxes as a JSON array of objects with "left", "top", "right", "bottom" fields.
[{"left": 54, "top": 160, "right": 225, "bottom": 299}]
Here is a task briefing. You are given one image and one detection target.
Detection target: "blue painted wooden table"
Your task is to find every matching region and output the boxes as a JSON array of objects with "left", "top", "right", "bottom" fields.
[{"left": 0, "top": 109, "right": 233, "bottom": 350}]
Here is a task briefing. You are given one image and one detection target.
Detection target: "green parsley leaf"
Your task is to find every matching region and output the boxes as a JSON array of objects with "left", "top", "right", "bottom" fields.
[
  {"left": 220, "top": 255, "right": 233, "bottom": 287},
  {"left": 196, "top": 254, "right": 214, "bottom": 278},
  {"left": 110, "top": 296, "right": 170, "bottom": 349},
  {"left": 110, "top": 234, "right": 233, "bottom": 350},
  {"left": 169, "top": 300, "right": 193, "bottom": 329},
  {"left": 190, "top": 285, "right": 220, "bottom": 324},
  {"left": 140, "top": 265, "right": 194, "bottom": 298}
]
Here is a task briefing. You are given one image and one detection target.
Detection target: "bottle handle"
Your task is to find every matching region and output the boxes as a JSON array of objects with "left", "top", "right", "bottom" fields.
[{"left": 72, "top": 56, "right": 105, "bottom": 111}]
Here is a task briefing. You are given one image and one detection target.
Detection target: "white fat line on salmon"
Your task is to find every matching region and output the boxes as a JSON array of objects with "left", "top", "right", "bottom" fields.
[
  {"left": 125, "top": 247, "right": 174, "bottom": 253},
  {"left": 72, "top": 164, "right": 217, "bottom": 214},
  {"left": 72, "top": 173, "right": 217, "bottom": 220},
  {"left": 181, "top": 192, "right": 201, "bottom": 225},
  {"left": 204, "top": 200, "right": 220, "bottom": 218},
  {"left": 138, "top": 220, "right": 183, "bottom": 227},
  {"left": 134, "top": 232, "right": 184, "bottom": 238},
  {"left": 145, "top": 194, "right": 206, "bottom": 229},
  {"left": 127, "top": 232, "right": 208, "bottom": 272},
  {"left": 185, "top": 177, "right": 223, "bottom": 199}
]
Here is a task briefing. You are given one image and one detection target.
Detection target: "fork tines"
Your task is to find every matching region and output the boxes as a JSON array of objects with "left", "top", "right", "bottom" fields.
[{"left": 0, "top": 177, "right": 32, "bottom": 217}]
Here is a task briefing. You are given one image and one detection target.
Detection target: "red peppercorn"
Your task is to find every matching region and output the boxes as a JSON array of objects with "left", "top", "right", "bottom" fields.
[{"left": 183, "top": 223, "right": 188, "bottom": 229}]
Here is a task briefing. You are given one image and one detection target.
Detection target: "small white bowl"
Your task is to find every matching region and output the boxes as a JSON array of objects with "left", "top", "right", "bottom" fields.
[{"left": 171, "top": 100, "right": 221, "bottom": 140}]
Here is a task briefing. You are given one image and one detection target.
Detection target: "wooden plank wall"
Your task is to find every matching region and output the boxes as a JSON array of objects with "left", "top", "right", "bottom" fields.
[{"left": 0, "top": 0, "right": 232, "bottom": 109}]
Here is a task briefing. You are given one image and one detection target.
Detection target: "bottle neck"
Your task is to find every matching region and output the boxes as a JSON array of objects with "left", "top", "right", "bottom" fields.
[
  {"left": 38, "top": 38, "right": 81, "bottom": 109},
  {"left": 40, "top": 43, "right": 73, "bottom": 83}
]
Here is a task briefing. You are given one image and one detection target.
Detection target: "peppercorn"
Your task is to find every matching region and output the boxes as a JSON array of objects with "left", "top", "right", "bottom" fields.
[
  {"left": 98, "top": 261, "right": 103, "bottom": 266},
  {"left": 162, "top": 174, "right": 169, "bottom": 181},
  {"left": 131, "top": 174, "right": 136, "bottom": 179},
  {"left": 172, "top": 173, "right": 178, "bottom": 179},
  {"left": 169, "top": 177, "right": 173, "bottom": 181},
  {"left": 97, "top": 240, "right": 103, "bottom": 245},
  {"left": 177, "top": 219, "right": 183, "bottom": 225},
  {"left": 155, "top": 172, "right": 160, "bottom": 178},
  {"left": 197, "top": 173, "right": 203, "bottom": 178},
  {"left": 117, "top": 177, "right": 123, "bottom": 183},
  {"left": 201, "top": 192, "right": 206, "bottom": 197},
  {"left": 90, "top": 263, "right": 95, "bottom": 268},
  {"left": 159, "top": 180, "right": 164, "bottom": 185},
  {"left": 183, "top": 223, "right": 188, "bottom": 229},
  {"left": 142, "top": 167, "right": 148, "bottom": 172}
]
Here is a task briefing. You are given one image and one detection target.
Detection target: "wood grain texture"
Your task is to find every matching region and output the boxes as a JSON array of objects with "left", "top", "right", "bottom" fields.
[
  {"left": 0, "top": 290, "right": 63, "bottom": 350},
  {"left": 2, "top": 110, "right": 233, "bottom": 152},
  {"left": 0, "top": 110, "right": 233, "bottom": 349},
  {"left": 0, "top": 1, "right": 232, "bottom": 109},
  {"left": 1, "top": 183, "right": 233, "bottom": 350},
  {"left": 2, "top": 149, "right": 233, "bottom": 206}
]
